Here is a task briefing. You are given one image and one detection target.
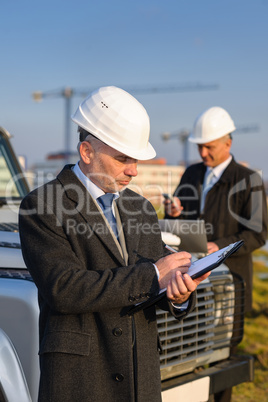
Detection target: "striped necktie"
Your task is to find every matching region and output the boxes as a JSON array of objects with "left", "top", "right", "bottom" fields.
[{"left": 97, "top": 193, "right": 118, "bottom": 238}]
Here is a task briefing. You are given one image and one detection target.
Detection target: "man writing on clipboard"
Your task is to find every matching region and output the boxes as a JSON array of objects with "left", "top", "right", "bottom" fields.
[
  {"left": 19, "top": 86, "right": 211, "bottom": 402},
  {"left": 164, "top": 106, "right": 267, "bottom": 314}
]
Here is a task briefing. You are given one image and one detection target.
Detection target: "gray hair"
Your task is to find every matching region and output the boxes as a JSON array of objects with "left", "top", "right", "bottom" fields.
[
  {"left": 77, "top": 127, "right": 103, "bottom": 157},
  {"left": 220, "top": 133, "right": 232, "bottom": 143}
]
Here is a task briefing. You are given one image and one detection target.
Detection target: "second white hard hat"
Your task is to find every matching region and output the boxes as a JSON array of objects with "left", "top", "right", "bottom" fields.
[
  {"left": 188, "top": 106, "right": 236, "bottom": 144},
  {"left": 71, "top": 86, "right": 156, "bottom": 160}
]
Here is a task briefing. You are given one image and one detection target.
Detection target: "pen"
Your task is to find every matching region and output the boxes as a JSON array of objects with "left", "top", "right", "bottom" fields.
[
  {"left": 165, "top": 244, "right": 178, "bottom": 253},
  {"left": 165, "top": 244, "right": 188, "bottom": 281}
]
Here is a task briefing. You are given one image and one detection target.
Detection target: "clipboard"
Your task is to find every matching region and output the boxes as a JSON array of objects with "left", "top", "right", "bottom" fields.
[
  {"left": 187, "top": 240, "right": 244, "bottom": 279},
  {"left": 128, "top": 240, "right": 244, "bottom": 314}
]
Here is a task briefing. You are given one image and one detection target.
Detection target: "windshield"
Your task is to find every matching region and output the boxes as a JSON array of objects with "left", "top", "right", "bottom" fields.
[{"left": 0, "top": 128, "right": 29, "bottom": 200}]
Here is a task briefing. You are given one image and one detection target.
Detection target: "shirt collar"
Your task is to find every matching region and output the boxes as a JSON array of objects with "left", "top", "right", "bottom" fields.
[
  {"left": 207, "top": 155, "right": 232, "bottom": 180},
  {"left": 72, "top": 162, "right": 119, "bottom": 201}
]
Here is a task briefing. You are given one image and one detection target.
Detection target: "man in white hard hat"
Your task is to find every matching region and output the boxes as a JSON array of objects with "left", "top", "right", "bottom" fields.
[
  {"left": 165, "top": 106, "right": 267, "bottom": 313},
  {"left": 19, "top": 86, "right": 210, "bottom": 402},
  {"left": 164, "top": 106, "right": 267, "bottom": 401}
]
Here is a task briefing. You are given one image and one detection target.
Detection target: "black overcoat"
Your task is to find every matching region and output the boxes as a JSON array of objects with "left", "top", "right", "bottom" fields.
[
  {"left": 19, "top": 165, "right": 195, "bottom": 402},
  {"left": 172, "top": 157, "right": 267, "bottom": 312}
]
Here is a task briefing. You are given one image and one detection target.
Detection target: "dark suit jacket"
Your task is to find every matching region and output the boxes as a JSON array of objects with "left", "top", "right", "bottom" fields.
[
  {"left": 171, "top": 157, "right": 267, "bottom": 312},
  {"left": 19, "top": 165, "right": 196, "bottom": 402}
]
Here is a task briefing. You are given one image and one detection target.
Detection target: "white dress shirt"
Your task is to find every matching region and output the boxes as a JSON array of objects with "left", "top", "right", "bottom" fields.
[{"left": 204, "top": 155, "right": 232, "bottom": 186}]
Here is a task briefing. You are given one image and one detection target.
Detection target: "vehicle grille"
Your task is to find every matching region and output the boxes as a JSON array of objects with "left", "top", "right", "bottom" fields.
[
  {"left": 157, "top": 269, "right": 244, "bottom": 380},
  {"left": 0, "top": 222, "right": 19, "bottom": 232},
  {"left": 0, "top": 269, "right": 33, "bottom": 281}
]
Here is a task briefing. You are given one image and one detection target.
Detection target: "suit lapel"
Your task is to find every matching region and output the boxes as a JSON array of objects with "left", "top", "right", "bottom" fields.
[
  {"left": 57, "top": 166, "right": 125, "bottom": 265},
  {"left": 116, "top": 189, "right": 143, "bottom": 265}
]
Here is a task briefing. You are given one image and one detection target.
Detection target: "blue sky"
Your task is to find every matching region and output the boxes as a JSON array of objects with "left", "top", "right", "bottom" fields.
[{"left": 1, "top": 1, "right": 268, "bottom": 178}]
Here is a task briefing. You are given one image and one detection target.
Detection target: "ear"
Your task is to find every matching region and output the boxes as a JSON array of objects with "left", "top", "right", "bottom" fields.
[
  {"left": 80, "top": 141, "right": 93, "bottom": 165},
  {"left": 226, "top": 137, "right": 232, "bottom": 150}
]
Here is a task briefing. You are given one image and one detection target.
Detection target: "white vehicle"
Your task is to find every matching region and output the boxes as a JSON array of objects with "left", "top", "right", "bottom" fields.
[{"left": 0, "top": 127, "right": 253, "bottom": 402}]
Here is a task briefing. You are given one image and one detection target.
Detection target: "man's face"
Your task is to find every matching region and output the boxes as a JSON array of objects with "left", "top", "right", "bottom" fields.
[
  {"left": 197, "top": 137, "right": 232, "bottom": 167},
  {"left": 80, "top": 141, "right": 138, "bottom": 193}
]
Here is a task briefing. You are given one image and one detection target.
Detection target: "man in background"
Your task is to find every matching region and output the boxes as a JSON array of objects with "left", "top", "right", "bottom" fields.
[
  {"left": 165, "top": 106, "right": 267, "bottom": 313},
  {"left": 164, "top": 106, "right": 267, "bottom": 401}
]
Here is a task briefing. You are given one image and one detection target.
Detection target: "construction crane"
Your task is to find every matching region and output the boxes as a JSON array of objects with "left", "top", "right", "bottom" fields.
[
  {"left": 32, "top": 82, "right": 219, "bottom": 162},
  {"left": 162, "top": 124, "right": 260, "bottom": 167},
  {"left": 162, "top": 130, "right": 190, "bottom": 167}
]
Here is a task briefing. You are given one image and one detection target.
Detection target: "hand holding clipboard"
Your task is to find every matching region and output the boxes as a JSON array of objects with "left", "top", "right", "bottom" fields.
[{"left": 128, "top": 240, "right": 244, "bottom": 314}]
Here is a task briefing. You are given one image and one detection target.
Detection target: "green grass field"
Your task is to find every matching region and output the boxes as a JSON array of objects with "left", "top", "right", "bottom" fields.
[{"left": 232, "top": 248, "right": 268, "bottom": 401}]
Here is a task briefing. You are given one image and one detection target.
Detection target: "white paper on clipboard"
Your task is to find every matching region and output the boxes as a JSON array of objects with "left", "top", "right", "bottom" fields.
[{"left": 188, "top": 240, "right": 244, "bottom": 279}]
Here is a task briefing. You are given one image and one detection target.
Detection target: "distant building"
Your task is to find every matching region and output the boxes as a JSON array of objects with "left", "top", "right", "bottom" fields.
[{"left": 24, "top": 153, "right": 267, "bottom": 219}]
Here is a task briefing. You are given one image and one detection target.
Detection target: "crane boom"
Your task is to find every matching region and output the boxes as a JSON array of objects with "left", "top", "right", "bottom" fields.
[{"left": 32, "top": 82, "right": 219, "bottom": 162}]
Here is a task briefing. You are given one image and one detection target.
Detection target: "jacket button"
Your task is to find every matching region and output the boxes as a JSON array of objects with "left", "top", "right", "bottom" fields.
[
  {"left": 112, "top": 327, "right": 122, "bottom": 337},
  {"left": 115, "top": 373, "right": 124, "bottom": 382}
]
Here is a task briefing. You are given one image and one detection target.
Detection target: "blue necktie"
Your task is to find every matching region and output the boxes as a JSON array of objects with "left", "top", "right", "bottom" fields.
[
  {"left": 98, "top": 193, "right": 118, "bottom": 238},
  {"left": 201, "top": 168, "right": 215, "bottom": 212}
]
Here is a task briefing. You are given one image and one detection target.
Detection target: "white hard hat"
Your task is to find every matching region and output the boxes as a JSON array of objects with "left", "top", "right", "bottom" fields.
[
  {"left": 71, "top": 86, "right": 156, "bottom": 160},
  {"left": 188, "top": 106, "right": 236, "bottom": 144}
]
